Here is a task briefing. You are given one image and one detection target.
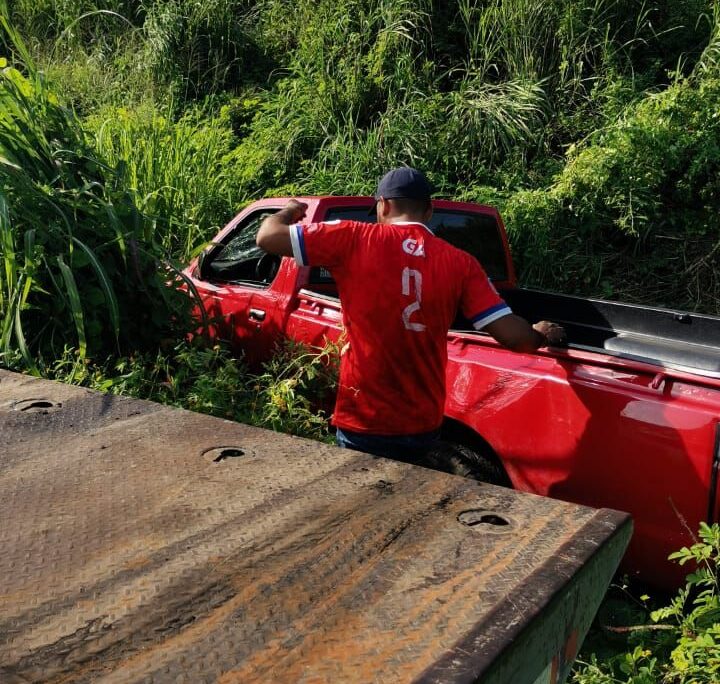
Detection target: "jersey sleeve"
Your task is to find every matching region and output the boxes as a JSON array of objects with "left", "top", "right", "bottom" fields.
[
  {"left": 460, "top": 255, "right": 513, "bottom": 330},
  {"left": 288, "top": 220, "right": 357, "bottom": 268}
]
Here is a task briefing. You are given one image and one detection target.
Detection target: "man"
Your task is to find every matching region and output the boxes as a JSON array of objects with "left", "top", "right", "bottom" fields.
[{"left": 256, "top": 167, "right": 565, "bottom": 460}]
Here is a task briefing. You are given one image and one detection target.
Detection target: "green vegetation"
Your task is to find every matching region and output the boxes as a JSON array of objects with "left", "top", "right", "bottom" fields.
[
  {"left": 2, "top": 0, "right": 718, "bottom": 365},
  {"left": 2, "top": 1, "right": 720, "bottom": 679},
  {"left": 36, "top": 338, "right": 338, "bottom": 440},
  {"left": 0, "top": 13, "right": 191, "bottom": 365},
  {"left": 4, "top": 1, "right": 719, "bottom": 341},
  {"left": 573, "top": 523, "right": 720, "bottom": 683}
]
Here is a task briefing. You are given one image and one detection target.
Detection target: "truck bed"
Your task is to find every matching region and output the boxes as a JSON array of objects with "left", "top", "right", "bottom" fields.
[
  {"left": 303, "top": 281, "right": 720, "bottom": 378},
  {"left": 501, "top": 289, "right": 720, "bottom": 378}
]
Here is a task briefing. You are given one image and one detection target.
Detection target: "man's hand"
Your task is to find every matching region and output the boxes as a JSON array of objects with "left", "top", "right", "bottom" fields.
[
  {"left": 533, "top": 320, "right": 567, "bottom": 347},
  {"left": 256, "top": 199, "right": 308, "bottom": 257},
  {"left": 484, "top": 315, "right": 566, "bottom": 352},
  {"left": 278, "top": 199, "right": 308, "bottom": 224}
]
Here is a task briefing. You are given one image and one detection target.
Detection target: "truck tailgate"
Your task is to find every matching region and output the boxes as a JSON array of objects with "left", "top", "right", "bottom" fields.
[{"left": 0, "top": 370, "right": 631, "bottom": 684}]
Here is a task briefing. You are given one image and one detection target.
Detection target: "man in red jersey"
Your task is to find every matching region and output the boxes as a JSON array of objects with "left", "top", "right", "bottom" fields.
[{"left": 257, "top": 167, "right": 565, "bottom": 460}]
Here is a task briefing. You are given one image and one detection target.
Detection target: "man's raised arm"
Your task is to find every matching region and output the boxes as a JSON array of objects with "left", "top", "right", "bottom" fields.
[{"left": 256, "top": 199, "right": 308, "bottom": 256}]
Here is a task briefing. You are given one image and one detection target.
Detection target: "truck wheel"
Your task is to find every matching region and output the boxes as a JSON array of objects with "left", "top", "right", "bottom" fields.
[{"left": 423, "top": 440, "right": 510, "bottom": 486}]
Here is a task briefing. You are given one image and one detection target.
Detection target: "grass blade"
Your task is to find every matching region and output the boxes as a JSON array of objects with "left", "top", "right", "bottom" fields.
[
  {"left": 0, "top": 192, "right": 15, "bottom": 308},
  {"left": 72, "top": 236, "right": 120, "bottom": 348},
  {"left": 13, "top": 277, "right": 35, "bottom": 372},
  {"left": 57, "top": 255, "right": 87, "bottom": 359}
]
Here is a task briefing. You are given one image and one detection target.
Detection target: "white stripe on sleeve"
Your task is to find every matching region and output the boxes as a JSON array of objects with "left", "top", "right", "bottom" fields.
[
  {"left": 472, "top": 306, "right": 513, "bottom": 330},
  {"left": 289, "top": 223, "right": 306, "bottom": 266}
]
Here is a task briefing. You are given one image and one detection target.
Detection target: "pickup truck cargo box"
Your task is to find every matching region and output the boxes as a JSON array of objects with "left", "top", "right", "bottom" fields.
[{"left": 0, "top": 371, "right": 630, "bottom": 683}]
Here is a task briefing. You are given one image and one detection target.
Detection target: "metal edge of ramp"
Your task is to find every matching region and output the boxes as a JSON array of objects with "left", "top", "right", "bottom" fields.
[{"left": 421, "top": 509, "right": 632, "bottom": 684}]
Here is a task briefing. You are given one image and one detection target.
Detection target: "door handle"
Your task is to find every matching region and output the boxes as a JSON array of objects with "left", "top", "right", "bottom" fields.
[{"left": 249, "top": 308, "right": 266, "bottom": 322}]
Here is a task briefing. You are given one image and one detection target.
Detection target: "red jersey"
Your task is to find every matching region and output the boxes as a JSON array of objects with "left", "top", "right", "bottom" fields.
[{"left": 289, "top": 220, "right": 511, "bottom": 435}]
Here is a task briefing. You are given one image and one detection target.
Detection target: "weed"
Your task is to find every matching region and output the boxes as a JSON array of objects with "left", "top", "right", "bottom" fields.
[
  {"left": 44, "top": 337, "right": 339, "bottom": 441},
  {"left": 246, "top": 339, "right": 339, "bottom": 440}
]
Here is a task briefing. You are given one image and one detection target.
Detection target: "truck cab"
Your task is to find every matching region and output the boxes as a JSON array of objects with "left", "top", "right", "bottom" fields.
[{"left": 188, "top": 196, "right": 515, "bottom": 357}]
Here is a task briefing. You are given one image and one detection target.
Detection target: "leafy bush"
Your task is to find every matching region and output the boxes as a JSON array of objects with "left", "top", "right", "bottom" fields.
[
  {"left": 248, "top": 339, "right": 339, "bottom": 438},
  {"left": 504, "top": 70, "right": 720, "bottom": 312},
  {"left": 651, "top": 523, "right": 720, "bottom": 682}
]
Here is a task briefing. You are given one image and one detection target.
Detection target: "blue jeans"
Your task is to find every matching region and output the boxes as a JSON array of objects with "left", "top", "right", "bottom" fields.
[{"left": 335, "top": 427, "right": 440, "bottom": 461}]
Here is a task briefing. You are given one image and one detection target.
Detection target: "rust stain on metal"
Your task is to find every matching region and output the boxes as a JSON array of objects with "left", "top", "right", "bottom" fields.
[{"left": 0, "top": 370, "right": 629, "bottom": 683}]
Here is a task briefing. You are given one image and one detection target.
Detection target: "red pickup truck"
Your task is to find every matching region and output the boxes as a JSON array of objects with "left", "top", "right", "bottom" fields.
[{"left": 185, "top": 195, "right": 720, "bottom": 588}]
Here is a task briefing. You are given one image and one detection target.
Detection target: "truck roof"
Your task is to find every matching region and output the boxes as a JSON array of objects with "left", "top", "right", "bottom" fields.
[{"left": 249, "top": 195, "right": 501, "bottom": 214}]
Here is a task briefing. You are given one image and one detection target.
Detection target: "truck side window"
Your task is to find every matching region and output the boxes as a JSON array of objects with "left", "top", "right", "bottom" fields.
[{"left": 203, "top": 209, "right": 280, "bottom": 285}]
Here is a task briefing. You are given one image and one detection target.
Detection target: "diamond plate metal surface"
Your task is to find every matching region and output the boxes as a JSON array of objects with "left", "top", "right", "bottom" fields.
[{"left": 0, "top": 370, "right": 630, "bottom": 683}]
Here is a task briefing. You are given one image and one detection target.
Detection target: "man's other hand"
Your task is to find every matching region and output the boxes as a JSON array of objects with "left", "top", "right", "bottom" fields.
[{"left": 533, "top": 320, "right": 567, "bottom": 347}]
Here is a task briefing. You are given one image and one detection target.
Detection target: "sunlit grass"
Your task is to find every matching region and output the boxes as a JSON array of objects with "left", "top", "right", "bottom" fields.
[{"left": 0, "top": 3, "right": 190, "bottom": 363}]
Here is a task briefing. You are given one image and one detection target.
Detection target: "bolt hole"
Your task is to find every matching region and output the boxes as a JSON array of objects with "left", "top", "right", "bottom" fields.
[
  {"left": 201, "top": 445, "right": 250, "bottom": 464},
  {"left": 213, "top": 448, "right": 244, "bottom": 462},
  {"left": 471, "top": 514, "right": 509, "bottom": 527},
  {"left": 12, "top": 399, "right": 62, "bottom": 414},
  {"left": 22, "top": 400, "right": 54, "bottom": 411},
  {"left": 458, "top": 509, "right": 512, "bottom": 531}
]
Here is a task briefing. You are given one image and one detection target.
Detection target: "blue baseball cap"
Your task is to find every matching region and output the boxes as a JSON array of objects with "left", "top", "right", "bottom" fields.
[{"left": 373, "top": 167, "right": 433, "bottom": 201}]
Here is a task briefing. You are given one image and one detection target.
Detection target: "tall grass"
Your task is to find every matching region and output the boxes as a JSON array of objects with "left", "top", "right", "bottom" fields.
[
  {"left": 4, "top": 0, "right": 720, "bottom": 337},
  {"left": 141, "top": 0, "right": 269, "bottom": 98},
  {"left": 14, "top": 1, "right": 713, "bottom": 195},
  {"left": 0, "top": 5, "right": 190, "bottom": 364},
  {"left": 9, "top": 0, "right": 141, "bottom": 43},
  {"left": 90, "top": 105, "right": 238, "bottom": 260}
]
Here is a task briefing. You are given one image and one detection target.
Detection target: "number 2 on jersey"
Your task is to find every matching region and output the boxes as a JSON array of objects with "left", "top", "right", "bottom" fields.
[{"left": 402, "top": 267, "right": 426, "bottom": 332}]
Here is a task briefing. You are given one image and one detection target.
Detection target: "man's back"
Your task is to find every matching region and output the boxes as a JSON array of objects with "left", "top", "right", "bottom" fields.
[
  {"left": 256, "top": 166, "right": 561, "bottom": 453},
  {"left": 293, "top": 219, "right": 509, "bottom": 434}
]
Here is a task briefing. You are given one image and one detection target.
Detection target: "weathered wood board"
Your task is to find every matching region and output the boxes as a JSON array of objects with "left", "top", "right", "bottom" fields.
[{"left": 0, "top": 370, "right": 631, "bottom": 683}]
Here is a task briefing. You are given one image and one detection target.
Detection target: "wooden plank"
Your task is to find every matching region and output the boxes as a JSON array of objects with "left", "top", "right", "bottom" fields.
[{"left": 0, "top": 370, "right": 631, "bottom": 683}]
